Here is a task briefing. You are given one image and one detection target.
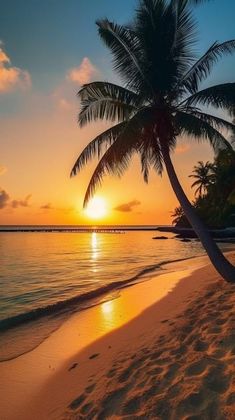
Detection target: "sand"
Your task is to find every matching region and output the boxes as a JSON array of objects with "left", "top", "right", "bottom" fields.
[{"left": 0, "top": 252, "right": 234, "bottom": 419}]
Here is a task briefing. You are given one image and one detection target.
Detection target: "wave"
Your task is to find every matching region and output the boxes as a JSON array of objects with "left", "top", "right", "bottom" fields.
[{"left": 0, "top": 256, "right": 193, "bottom": 333}]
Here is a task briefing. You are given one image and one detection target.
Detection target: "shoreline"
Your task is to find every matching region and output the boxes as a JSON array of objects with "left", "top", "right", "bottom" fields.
[
  {"left": 0, "top": 251, "right": 234, "bottom": 419},
  {"left": 0, "top": 254, "right": 198, "bottom": 335}
]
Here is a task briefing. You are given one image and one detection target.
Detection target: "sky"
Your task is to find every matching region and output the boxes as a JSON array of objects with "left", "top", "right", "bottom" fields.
[{"left": 0, "top": 0, "right": 235, "bottom": 225}]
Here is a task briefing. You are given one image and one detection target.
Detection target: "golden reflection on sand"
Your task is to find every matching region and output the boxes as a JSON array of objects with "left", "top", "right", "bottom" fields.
[{"left": 101, "top": 300, "right": 114, "bottom": 315}]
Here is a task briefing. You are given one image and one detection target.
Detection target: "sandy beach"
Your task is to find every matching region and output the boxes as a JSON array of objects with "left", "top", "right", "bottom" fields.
[{"left": 0, "top": 252, "right": 235, "bottom": 420}]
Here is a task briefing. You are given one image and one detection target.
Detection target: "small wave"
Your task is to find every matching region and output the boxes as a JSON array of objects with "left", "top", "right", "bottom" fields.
[{"left": 0, "top": 256, "right": 193, "bottom": 333}]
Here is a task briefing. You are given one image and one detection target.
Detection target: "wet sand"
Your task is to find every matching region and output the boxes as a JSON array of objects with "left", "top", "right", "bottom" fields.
[{"left": 0, "top": 252, "right": 234, "bottom": 419}]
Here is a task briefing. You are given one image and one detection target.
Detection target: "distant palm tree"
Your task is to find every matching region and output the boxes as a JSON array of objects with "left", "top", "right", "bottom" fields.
[
  {"left": 189, "top": 161, "right": 215, "bottom": 197},
  {"left": 171, "top": 205, "right": 185, "bottom": 226},
  {"left": 71, "top": 0, "right": 235, "bottom": 282}
]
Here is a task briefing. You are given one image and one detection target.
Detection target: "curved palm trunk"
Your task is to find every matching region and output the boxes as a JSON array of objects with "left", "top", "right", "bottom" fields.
[{"left": 162, "top": 149, "right": 235, "bottom": 283}]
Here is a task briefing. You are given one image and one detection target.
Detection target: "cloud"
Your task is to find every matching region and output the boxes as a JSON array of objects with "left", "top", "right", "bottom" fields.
[
  {"left": 67, "top": 57, "right": 98, "bottom": 85},
  {"left": 11, "top": 194, "right": 31, "bottom": 208},
  {"left": 58, "top": 98, "right": 72, "bottom": 111},
  {"left": 114, "top": 199, "right": 141, "bottom": 212},
  {"left": 40, "top": 202, "right": 53, "bottom": 210},
  {"left": 175, "top": 144, "right": 190, "bottom": 154},
  {"left": 0, "top": 189, "right": 10, "bottom": 209},
  {"left": 0, "top": 45, "right": 31, "bottom": 93},
  {"left": 0, "top": 165, "right": 7, "bottom": 175}
]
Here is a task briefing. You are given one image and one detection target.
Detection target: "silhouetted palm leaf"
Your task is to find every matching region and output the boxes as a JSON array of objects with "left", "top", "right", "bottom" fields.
[
  {"left": 184, "top": 83, "right": 235, "bottom": 114},
  {"left": 78, "top": 82, "right": 140, "bottom": 127},
  {"left": 175, "top": 111, "right": 233, "bottom": 152},
  {"left": 83, "top": 107, "right": 155, "bottom": 206},
  {"left": 181, "top": 40, "right": 235, "bottom": 94},
  {"left": 70, "top": 122, "right": 127, "bottom": 177}
]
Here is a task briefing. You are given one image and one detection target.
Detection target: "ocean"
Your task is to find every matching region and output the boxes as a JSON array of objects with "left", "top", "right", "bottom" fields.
[{"left": 0, "top": 226, "right": 232, "bottom": 361}]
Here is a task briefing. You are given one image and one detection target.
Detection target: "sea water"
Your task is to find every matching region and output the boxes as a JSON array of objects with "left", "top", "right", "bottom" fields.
[{"left": 0, "top": 226, "right": 232, "bottom": 361}]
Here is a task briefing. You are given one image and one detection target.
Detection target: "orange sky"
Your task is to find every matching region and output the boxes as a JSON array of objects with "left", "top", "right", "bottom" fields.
[
  {"left": 0, "top": 86, "right": 216, "bottom": 225},
  {"left": 1, "top": 0, "right": 234, "bottom": 225}
]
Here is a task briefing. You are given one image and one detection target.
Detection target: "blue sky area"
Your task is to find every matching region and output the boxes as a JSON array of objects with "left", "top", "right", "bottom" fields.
[{"left": 0, "top": 0, "right": 235, "bottom": 98}]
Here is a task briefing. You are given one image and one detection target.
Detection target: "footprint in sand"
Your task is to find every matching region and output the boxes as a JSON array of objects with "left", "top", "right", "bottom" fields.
[
  {"left": 185, "top": 359, "right": 208, "bottom": 376},
  {"left": 203, "top": 365, "right": 231, "bottom": 394},
  {"left": 107, "top": 368, "right": 117, "bottom": 378},
  {"left": 227, "top": 392, "right": 235, "bottom": 406},
  {"left": 122, "top": 394, "right": 142, "bottom": 415},
  {"left": 68, "top": 394, "right": 86, "bottom": 410},
  {"left": 194, "top": 339, "right": 209, "bottom": 352},
  {"left": 68, "top": 362, "right": 78, "bottom": 371},
  {"left": 89, "top": 353, "right": 100, "bottom": 359},
  {"left": 85, "top": 384, "right": 95, "bottom": 394},
  {"left": 80, "top": 402, "right": 93, "bottom": 415},
  {"left": 99, "top": 386, "right": 128, "bottom": 418}
]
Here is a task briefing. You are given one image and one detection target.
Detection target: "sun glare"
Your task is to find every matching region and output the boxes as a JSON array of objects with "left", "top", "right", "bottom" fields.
[{"left": 85, "top": 196, "right": 107, "bottom": 220}]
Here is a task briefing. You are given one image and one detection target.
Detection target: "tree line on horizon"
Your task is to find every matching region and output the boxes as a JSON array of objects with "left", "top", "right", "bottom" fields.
[{"left": 172, "top": 138, "right": 235, "bottom": 229}]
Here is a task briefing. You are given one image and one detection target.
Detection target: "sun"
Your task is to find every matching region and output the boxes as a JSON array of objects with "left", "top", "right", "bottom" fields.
[{"left": 84, "top": 196, "right": 107, "bottom": 220}]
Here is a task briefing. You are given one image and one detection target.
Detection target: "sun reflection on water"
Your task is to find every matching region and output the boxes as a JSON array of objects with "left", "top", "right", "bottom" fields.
[{"left": 91, "top": 232, "right": 98, "bottom": 272}]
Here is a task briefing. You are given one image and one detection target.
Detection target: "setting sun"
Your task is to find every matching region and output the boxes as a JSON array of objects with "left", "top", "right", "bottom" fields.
[{"left": 84, "top": 196, "right": 107, "bottom": 220}]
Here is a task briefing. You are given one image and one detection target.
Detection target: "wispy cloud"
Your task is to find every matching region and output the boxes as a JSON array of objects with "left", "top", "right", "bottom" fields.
[
  {"left": 175, "top": 144, "right": 190, "bottom": 154},
  {"left": 0, "top": 44, "right": 31, "bottom": 93},
  {"left": 114, "top": 199, "right": 141, "bottom": 212},
  {"left": 11, "top": 194, "right": 31, "bottom": 208},
  {"left": 40, "top": 202, "right": 53, "bottom": 210},
  {"left": 58, "top": 98, "right": 72, "bottom": 111},
  {"left": 0, "top": 188, "right": 10, "bottom": 209},
  {"left": 67, "top": 57, "right": 98, "bottom": 85},
  {"left": 0, "top": 165, "right": 7, "bottom": 175}
]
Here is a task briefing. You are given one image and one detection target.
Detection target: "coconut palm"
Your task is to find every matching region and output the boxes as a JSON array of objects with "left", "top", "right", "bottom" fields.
[
  {"left": 171, "top": 205, "right": 187, "bottom": 226},
  {"left": 189, "top": 161, "right": 215, "bottom": 197},
  {"left": 71, "top": 0, "right": 235, "bottom": 282}
]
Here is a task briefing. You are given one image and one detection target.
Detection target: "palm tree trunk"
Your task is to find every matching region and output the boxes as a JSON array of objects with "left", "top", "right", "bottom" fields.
[{"left": 162, "top": 148, "right": 235, "bottom": 283}]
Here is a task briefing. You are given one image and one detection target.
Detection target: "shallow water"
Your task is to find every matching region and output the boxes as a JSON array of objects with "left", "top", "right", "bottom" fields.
[
  {"left": 0, "top": 228, "right": 203, "bottom": 326},
  {"left": 1, "top": 227, "right": 233, "bottom": 361}
]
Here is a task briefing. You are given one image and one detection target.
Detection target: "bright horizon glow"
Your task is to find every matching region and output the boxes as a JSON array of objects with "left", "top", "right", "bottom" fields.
[
  {"left": 1, "top": 1, "right": 234, "bottom": 225},
  {"left": 84, "top": 196, "right": 108, "bottom": 220}
]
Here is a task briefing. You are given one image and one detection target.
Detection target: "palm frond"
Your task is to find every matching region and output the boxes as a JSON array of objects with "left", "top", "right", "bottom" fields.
[
  {"left": 140, "top": 148, "right": 150, "bottom": 183},
  {"left": 182, "top": 83, "right": 235, "bottom": 114},
  {"left": 83, "top": 107, "right": 154, "bottom": 206},
  {"left": 185, "top": 0, "right": 212, "bottom": 4},
  {"left": 139, "top": 127, "right": 164, "bottom": 182},
  {"left": 188, "top": 110, "right": 235, "bottom": 134},
  {"left": 70, "top": 122, "right": 127, "bottom": 177},
  {"left": 96, "top": 19, "right": 150, "bottom": 92},
  {"left": 170, "top": 0, "right": 197, "bottom": 77},
  {"left": 190, "top": 179, "right": 202, "bottom": 186},
  {"left": 175, "top": 110, "right": 233, "bottom": 152},
  {"left": 180, "top": 40, "right": 235, "bottom": 94},
  {"left": 135, "top": 0, "right": 196, "bottom": 93},
  {"left": 78, "top": 82, "right": 139, "bottom": 127}
]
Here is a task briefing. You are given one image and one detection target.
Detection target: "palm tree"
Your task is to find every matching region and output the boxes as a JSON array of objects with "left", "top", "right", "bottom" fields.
[
  {"left": 189, "top": 161, "right": 215, "bottom": 197},
  {"left": 71, "top": 0, "right": 235, "bottom": 282},
  {"left": 171, "top": 205, "right": 187, "bottom": 226}
]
